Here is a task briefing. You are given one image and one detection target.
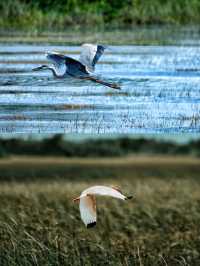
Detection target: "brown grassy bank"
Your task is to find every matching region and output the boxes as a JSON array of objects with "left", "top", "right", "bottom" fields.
[{"left": 0, "top": 155, "right": 200, "bottom": 265}]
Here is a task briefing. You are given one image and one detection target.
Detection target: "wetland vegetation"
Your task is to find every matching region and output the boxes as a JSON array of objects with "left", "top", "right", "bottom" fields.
[
  {"left": 1, "top": 0, "right": 200, "bottom": 31},
  {"left": 0, "top": 155, "right": 200, "bottom": 265}
]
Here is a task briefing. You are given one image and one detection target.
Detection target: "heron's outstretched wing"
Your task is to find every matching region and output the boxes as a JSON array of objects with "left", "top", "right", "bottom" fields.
[
  {"left": 46, "top": 52, "right": 68, "bottom": 76},
  {"left": 47, "top": 52, "right": 89, "bottom": 77},
  {"left": 80, "top": 195, "right": 97, "bottom": 228},
  {"left": 46, "top": 52, "right": 67, "bottom": 66},
  {"left": 79, "top": 44, "right": 106, "bottom": 72}
]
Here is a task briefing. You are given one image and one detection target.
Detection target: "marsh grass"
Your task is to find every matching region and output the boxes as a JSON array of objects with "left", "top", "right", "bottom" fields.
[
  {"left": 0, "top": 156, "right": 200, "bottom": 265},
  {"left": 0, "top": 26, "right": 199, "bottom": 46},
  {"left": 1, "top": 0, "right": 200, "bottom": 31}
]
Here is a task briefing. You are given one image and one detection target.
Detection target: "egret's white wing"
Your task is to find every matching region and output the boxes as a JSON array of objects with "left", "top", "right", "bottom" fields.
[
  {"left": 81, "top": 186, "right": 126, "bottom": 200},
  {"left": 80, "top": 195, "right": 97, "bottom": 228},
  {"left": 79, "top": 44, "right": 105, "bottom": 72}
]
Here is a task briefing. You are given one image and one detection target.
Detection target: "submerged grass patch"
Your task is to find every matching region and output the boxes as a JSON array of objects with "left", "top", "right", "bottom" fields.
[{"left": 0, "top": 156, "right": 200, "bottom": 265}]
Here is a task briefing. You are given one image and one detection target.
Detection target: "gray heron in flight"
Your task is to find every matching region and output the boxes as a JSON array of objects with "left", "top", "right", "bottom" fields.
[{"left": 33, "top": 44, "right": 121, "bottom": 90}]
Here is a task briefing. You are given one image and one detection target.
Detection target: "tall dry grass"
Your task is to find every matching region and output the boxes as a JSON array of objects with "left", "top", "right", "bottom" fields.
[{"left": 0, "top": 156, "right": 200, "bottom": 265}]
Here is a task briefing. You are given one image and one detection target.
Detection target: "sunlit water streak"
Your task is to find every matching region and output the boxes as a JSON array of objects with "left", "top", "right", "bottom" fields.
[{"left": 0, "top": 43, "right": 200, "bottom": 133}]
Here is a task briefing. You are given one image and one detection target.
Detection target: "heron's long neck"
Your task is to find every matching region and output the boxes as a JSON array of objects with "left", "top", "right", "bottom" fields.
[{"left": 47, "top": 67, "right": 59, "bottom": 77}]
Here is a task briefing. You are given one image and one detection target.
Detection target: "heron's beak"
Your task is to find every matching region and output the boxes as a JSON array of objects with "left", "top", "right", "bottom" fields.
[{"left": 32, "top": 66, "right": 44, "bottom": 71}]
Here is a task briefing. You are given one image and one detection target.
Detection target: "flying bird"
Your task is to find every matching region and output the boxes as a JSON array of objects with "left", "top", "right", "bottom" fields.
[
  {"left": 33, "top": 44, "right": 121, "bottom": 90},
  {"left": 73, "top": 185, "right": 132, "bottom": 228}
]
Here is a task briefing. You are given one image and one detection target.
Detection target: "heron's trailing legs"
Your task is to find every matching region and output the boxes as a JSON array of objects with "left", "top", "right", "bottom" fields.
[{"left": 80, "top": 76, "right": 121, "bottom": 90}]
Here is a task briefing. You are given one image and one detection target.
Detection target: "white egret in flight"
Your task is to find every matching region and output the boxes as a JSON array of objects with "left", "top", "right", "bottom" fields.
[{"left": 73, "top": 185, "right": 132, "bottom": 228}]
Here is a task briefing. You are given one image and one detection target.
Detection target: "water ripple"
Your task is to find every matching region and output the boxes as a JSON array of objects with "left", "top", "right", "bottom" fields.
[{"left": 0, "top": 43, "right": 199, "bottom": 133}]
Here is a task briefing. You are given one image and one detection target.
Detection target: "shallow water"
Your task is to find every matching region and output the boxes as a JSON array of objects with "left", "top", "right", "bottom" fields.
[{"left": 0, "top": 36, "right": 200, "bottom": 133}]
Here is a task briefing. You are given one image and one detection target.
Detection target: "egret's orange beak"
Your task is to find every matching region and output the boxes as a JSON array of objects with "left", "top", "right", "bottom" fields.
[{"left": 73, "top": 197, "right": 80, "bottom": 203}]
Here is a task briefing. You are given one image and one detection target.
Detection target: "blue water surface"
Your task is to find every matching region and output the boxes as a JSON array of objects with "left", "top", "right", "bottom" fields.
[{"left": 0, "top": 40, "right": 200, "bottom": 133}]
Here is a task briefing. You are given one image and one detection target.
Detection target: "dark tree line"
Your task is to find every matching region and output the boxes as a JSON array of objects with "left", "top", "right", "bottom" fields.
[{"left": 0, "top": 135, "right": 199, "bottom": 157}]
